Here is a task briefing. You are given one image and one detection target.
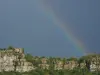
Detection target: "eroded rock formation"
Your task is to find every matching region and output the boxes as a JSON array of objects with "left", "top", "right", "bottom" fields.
[{"left": 0, "top": 48, "right": 34, "bottom": 72}]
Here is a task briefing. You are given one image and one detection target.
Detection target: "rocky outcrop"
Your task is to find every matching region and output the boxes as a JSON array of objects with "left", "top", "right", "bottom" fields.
[
  {"left": 64, "top": 61, "right": 78, "bottom": 70},
  {"left": 0, "top": 48, "right": 100, "bottom": 72},
  {"left": 0, "top": 48, "right": 34, "bottom": 72},
  {"left": 90, "top": 57, "right": 100, "bottom": 72}
]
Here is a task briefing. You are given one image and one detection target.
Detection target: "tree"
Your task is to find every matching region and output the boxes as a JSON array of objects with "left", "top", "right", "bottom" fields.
[
  {"left": 7, "top": 46, "right": 14, "bottom": 50},
  {"left": 33, "top": 58, "right": 41, "bottom": 67},
  {"left": 78, "top": 56, "right": 86, "bottom": 67},
  {"left": 62, "top": 58, "right": 67, "bottom": 69},
  {"left": 84, "top": 56, "right": 91, "bottom": 71},
  {"left": 25, "top": 54, "right": 33, "bottom": 63},
  {"left": 67, "top": 57, "right": 78, "bottom": 61},
  {"left": 48, "top": 57, "right": 55, "bottom": 70},
  {"left": 22, "top": 48, "right": 24, "bottom": 53}
]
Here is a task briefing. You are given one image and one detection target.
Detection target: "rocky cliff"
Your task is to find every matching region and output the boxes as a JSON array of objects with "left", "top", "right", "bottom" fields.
[
  {"left": 0, "top": 47, "right": 100, "bottom": 72},
  {"left": 0, "top": 48, "right": 34, "bottom": 72}
]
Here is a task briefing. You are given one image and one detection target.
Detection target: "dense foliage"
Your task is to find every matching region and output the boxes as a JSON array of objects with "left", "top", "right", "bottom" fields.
[{"left": 0, "top": 69, "right": 99, "bottom": 75}]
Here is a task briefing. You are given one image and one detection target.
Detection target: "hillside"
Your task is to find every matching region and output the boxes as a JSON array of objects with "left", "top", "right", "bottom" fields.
[{"left": 0, "top": 46, "right": 100, "bottom": 75}]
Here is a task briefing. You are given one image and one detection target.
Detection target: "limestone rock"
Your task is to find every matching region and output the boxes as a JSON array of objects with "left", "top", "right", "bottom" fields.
[{"left": 0, "top": 48, "right": 34, "bottom": 72}]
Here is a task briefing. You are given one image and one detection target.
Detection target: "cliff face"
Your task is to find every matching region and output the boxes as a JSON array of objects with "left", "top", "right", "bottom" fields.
[
  {"left": 38, "top": 57, "right": 100, "bottom": 72},
  {"left": 0, "top": 48, "right": 34, "bottom": 72},
  {"left": 0, "top": 48, "right": 100, "bottom": 72}
]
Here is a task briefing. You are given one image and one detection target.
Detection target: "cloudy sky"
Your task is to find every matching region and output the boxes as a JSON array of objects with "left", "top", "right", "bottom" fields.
[{"left": 0, "top": 0, "right": 100, "bottom": 57}]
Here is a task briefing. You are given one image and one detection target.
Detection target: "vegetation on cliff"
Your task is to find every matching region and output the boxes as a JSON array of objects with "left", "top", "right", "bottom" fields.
[
  {"left": 0, "top": 46, "right": 100, "bottom": 75},
  {"left": 0, "top": 69, "right": 99, "bottom": 75}
]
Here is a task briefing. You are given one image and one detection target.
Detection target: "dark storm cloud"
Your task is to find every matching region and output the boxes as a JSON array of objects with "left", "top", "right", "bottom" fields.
[{"left": 0, "top": 0, "right": 100, "bottom": 57}]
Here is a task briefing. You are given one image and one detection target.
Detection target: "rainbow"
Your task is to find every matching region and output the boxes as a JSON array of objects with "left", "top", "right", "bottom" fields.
[{"left": 35, "top": 1, "right": 88, "bottom": 56}]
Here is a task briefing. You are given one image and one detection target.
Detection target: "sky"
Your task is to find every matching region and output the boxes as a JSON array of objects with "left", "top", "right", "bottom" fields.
[{"left": 0, "top": 0, "right": 100, "bottom": 57}]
